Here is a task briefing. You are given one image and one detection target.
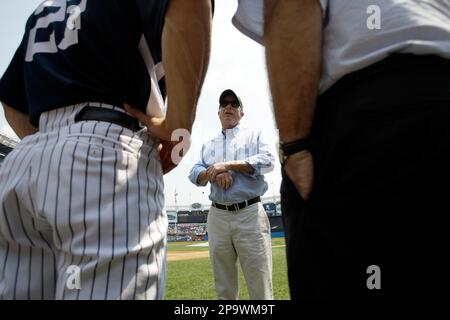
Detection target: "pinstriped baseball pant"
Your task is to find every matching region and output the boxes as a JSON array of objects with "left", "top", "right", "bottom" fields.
[{"left": 0, "top": 103, "right": 167, "bottom": 300}]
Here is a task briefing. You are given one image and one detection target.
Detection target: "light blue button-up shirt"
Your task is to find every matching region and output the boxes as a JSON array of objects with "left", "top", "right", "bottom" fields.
[{"left": 188, "top": 124, "right": 275, "bottom": 204}]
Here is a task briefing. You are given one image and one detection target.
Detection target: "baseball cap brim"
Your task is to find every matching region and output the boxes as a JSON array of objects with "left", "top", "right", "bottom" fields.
[{"left": 219, "top": 89, "right": 243, "bottom": 109}]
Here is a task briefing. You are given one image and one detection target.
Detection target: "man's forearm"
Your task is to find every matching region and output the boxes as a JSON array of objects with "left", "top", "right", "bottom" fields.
[
  {"left": 2, "top": 103, "right": 37, "bottom": 139},
  {"left": 226, "top": 160, "right": 255, "bottom": 174},
  {"left": 206, "top": 161, "right": 254, "bottom": 181},
  {"left": 264, "top": 0, "right": 322, "bottom": 143},
  {"left": 162, "top": 0, "right": 212, "bottom": 133}
]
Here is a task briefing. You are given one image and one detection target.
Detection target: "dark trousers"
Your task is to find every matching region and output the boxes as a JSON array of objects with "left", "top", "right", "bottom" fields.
[{"left": 281, "top": 54, "right": 450, "bottom": 299}]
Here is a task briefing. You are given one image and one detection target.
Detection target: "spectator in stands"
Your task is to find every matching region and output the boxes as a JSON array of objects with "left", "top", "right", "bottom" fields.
[{"left": 189, "top": 89, "right": 275, "bottom": 300}]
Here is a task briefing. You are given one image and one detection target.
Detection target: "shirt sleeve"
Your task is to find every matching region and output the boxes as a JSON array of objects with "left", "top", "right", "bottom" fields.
[
  {"left": 232, "top": 0, "right": 264, "bottom": 45},
  {"left": 188, "top": 145, "right": 209, "bottom": 187},
  {"left": 245, "top": 130, "right": 275, "bottom": 176},
  {"left": 0, "top": 40, "right": 28, "bottom": 114},
  {"left": 232, "top": 0, "right": 328, "bottom": 44},
  {"left": 319, "top": 0, "right": 328, "bottom": 15}
]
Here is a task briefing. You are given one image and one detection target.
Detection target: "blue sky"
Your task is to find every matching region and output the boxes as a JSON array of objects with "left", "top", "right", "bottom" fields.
[{"left": 0, "top": 0, "right": 281, "bottom": 206}]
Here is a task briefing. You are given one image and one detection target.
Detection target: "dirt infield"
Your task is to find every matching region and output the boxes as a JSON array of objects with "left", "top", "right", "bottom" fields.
[{"left": 167, "top": 250, "right": 210, "bottom": 262}]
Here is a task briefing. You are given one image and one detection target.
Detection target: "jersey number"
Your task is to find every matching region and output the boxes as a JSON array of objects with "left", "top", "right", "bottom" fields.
[{"left": 25, "top": 0, "right": 87, "bottom": 62}]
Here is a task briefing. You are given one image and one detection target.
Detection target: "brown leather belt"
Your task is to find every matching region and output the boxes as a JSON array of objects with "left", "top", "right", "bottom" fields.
[
  {"left": 212, "top": 196, "right": 261, "bottom": 212},
  {"left": 75, "top": 106, "right": 143, "bottom": 132}
]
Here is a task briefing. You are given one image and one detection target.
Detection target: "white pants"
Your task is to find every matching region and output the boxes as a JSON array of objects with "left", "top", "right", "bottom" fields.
[
  {"left": 0, "top": 103, "right": 167, "bottom": 300},
  {"left": 207, "top": 202, "right": 273, "bottom": 300}
]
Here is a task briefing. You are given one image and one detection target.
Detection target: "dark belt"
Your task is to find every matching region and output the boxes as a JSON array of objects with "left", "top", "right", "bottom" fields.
[
  {"left": 74, "top": 106, "right": 143, "bottom": 132},
  {"left": 212, "top": 196, "right": 260, "bottom": 212}
]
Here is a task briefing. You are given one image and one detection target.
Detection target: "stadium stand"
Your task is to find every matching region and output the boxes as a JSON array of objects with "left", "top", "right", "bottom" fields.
[
  {"left": 166, "top": 198, "right": 284, "bottom": 242},
  {"left": 0, "top": 133, "right": 17, "bottom": 167}
]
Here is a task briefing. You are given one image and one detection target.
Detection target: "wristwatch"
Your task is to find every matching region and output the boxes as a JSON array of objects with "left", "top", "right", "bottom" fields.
[{"left": 278, "top": 136, "right": 313, "bottom": 166}]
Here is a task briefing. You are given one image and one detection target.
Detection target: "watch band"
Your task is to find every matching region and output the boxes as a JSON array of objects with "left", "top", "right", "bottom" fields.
[{"left": 281, "top": 136, "right": 313, "bottom": 156}]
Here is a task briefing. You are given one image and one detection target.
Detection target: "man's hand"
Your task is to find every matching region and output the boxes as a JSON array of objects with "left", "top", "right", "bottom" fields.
[
  {"left": 124, "top": 103, "right": 190, "bottom": 174},
  {"left": 158, "top": 140, "right": 178, "bottom": 174},
  {"left": 215, "top": 172, "right": 233, "bottom": 190},
  {"left": 206, "top": 162, "right": 229, "bottom": 181},
  {"left": 124, "top": 104, "right": 172, "bottom": 141},
  {"left": 284, "top": 150, "right": 314, "bottom": 200}
]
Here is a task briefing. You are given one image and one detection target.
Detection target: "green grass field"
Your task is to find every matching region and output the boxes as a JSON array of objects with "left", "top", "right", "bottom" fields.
[{"left": 165, "top": 238, "right": 290, "bottom": 300}]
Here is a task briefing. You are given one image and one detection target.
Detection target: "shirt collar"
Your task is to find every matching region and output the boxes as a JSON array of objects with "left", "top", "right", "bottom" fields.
[{"left": 221, "top": 123, "right": 241, "bottom": 138}]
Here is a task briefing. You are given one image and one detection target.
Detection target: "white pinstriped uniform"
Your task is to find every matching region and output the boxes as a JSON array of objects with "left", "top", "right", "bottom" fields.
[{"left": 0, "top": 103, "right": 167, "bottom": 300}]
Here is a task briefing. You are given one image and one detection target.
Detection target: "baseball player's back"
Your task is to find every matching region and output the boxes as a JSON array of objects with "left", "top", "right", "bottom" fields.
[
  {"left": 2, "top": 0, "right": 167, "bottom": 127},
  {"left": 0, "top": 0, "right": 213, "bottom": 300}
]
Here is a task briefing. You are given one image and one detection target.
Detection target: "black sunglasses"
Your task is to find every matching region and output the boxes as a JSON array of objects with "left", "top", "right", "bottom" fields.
[{"left": 219, "top": 100, "right": 240, "bottom": 108}]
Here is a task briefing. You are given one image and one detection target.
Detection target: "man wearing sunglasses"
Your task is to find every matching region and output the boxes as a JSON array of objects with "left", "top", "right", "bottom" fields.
[{"left": 189, "top": 89, "right": 275, "bottom": 300}]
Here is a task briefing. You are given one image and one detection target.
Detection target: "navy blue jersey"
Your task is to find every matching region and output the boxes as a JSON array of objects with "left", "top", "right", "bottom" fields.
[{"left": 0, "top": 0, "right": 171, "bottom": 127}]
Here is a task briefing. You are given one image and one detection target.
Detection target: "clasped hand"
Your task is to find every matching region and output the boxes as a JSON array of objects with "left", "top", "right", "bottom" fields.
[{"left": 206, "top": 162, "right": 233, "bottom": 190}]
